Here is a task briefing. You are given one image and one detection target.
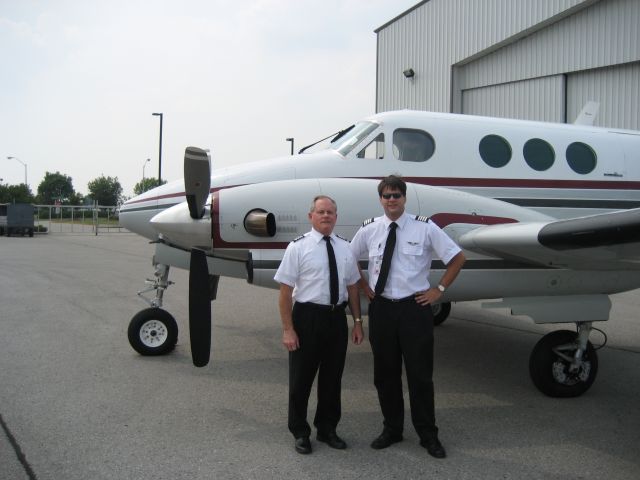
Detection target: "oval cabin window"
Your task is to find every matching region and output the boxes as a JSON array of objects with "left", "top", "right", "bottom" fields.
[
  {"left": 479, "top": 134, "right": 511, "bottom": 168},
  {"left": 566, "top": 142, "right": 597, "bottom": 174},
  {"left": 523, "top": 138, "right": 555, "bottom": 171}
]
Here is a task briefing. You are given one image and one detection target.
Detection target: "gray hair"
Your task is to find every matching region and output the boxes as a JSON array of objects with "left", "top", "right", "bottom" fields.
[{"left": 309, "top": 195, "right": 337, "bottom": 213}]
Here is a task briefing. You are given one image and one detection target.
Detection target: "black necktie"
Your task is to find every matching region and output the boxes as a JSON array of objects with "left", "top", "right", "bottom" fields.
[
  {"left": 324, "top": 236, "right": 339, "bottom": 305},
  {"left": 375, "top": 222, "right": 397, "bottom": 295}
]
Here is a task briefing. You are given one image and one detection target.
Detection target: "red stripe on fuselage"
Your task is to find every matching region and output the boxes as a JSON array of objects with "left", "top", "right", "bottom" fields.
[{"left": 124, "top": 176, "right": 640, "bottom": 207}]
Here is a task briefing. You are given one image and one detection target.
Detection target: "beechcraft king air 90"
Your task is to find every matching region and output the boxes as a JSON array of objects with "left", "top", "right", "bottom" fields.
[{"left": 119, "top": 109, "right": 640, "bottom": 398}]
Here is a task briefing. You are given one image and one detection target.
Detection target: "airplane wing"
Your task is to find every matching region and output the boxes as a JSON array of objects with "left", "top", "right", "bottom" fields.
[{"left": 458, "top": 208, "right": 640, "bottom": 270}]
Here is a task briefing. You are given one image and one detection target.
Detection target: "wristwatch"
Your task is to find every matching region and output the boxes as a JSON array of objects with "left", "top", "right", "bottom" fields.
[
  {"left": 354, "top": 318, "right": 363, "bottom": 324},
  {"left": 437, "top": 284, "right": 446, "bottom": 293}
]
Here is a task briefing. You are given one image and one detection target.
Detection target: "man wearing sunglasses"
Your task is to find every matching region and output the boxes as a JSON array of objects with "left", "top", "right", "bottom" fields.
[{"left": 350, "top": 175, "right": 465, "bottom": 459}]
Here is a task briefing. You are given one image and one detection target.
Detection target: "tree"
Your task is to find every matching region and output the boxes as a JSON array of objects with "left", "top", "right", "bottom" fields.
[
  {"left": 133, "top": 177, "right": 167, "bottom": 195},
  {"left": 87, "top": 175, "right": 123, "bottom": 206},
  {"left": 37, "top": 172, "right": 75, "bottom": 205},
  {"left": 0, "top": 183, "right": 35, "bottom": 204}
]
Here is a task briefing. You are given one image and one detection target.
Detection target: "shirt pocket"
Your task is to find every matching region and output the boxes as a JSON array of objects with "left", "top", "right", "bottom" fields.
[{"left": 401, "top": 244, "right": 423, "bottom": 270}]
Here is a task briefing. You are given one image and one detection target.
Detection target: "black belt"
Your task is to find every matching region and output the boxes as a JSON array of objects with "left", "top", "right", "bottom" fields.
[
  {"left": 297, "top": 301, "right": 348, "bottom": 311},
  {"left": 376, "top": 294, "right": 416, "bottom": 303}
]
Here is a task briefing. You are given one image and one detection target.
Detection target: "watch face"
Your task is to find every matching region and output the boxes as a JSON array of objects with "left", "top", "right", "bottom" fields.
[{"left": 438, "top": 285, "right": 445, "bottom": 292}]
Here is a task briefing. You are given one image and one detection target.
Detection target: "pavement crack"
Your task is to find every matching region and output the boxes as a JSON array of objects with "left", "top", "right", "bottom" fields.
[{"left": 0, "top": 413, "right": 39, "bottom": 480}]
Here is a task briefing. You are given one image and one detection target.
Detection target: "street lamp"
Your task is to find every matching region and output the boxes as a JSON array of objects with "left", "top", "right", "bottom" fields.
[
  {"left": 142, "top": 158, "right": 151, "bottom": 180},
  {"left": 152, "top": 112, "right": 163, "bottom": 183},
  {"left": 7, "top": 156, "right": 27, "bottom": 186},
  {"left": 286, "top": 138, "right": 294, "bottom": 155}
]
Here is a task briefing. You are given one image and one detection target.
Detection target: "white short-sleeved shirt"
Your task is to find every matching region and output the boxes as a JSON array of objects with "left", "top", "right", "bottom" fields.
[
  {"left": 350, "top": 212, "right": 462, "bottom": 299},
  {"left": 274, "top": 228, "right": 361, "bottom": 305}
]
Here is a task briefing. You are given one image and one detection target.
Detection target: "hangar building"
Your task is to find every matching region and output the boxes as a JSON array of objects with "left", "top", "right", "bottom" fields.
[{"left": 375, "top": 0, "right": 639, "bottom": 130}]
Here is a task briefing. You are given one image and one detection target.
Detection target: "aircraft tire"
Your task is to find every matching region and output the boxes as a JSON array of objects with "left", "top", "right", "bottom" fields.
[
  {"left": 529, "top": 330, "right": 598, "bottom": 398},
  {"left": 432, "top": 302, "right": 451, "bottom": 326},
  {"left": 128, "top": 308, "right": 178, "bottom": 356}
]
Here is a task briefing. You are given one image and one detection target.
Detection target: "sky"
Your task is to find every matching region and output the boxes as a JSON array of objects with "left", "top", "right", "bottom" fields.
[{"left": 0, "top": 0, "right": 419, "bottom": 198}]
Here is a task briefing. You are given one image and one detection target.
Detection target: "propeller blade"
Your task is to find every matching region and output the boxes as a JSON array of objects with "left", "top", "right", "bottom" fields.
[
  {"left": 184, "top": 146, "right": 211, "bottom": 219},
  {"left": 189, "top": 248, "right": 211, "bottom": 367}
]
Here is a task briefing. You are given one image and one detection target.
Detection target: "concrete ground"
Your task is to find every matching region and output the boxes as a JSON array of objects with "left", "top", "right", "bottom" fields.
[{"left": 1, "top": 233, "right": 639, "bottom": 480}]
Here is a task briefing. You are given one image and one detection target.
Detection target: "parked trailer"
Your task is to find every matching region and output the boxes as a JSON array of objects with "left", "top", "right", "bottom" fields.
[{"left": 0, "top": 203, "right": 35, "bottom": 237}]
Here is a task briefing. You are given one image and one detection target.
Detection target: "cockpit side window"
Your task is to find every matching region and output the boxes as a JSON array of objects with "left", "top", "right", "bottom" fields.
[
  {"left": 356, "top": 133, "right": 385, "bottom": 159},
  {"left": 393, "top": 128, "right": 435, "bottom": 162}
]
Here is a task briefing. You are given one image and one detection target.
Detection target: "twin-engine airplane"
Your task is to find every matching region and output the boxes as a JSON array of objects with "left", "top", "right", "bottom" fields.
[{"left": 119, "top": 109, "right": 640, "bottom": 398}]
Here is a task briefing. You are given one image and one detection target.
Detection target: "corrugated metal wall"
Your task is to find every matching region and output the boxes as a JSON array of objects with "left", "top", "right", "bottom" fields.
[
  {"left": 567, "top": 62, "right": 640, "bottom": 130},
  {"left": 462, "top": 76, "right": 565, "bottom": 122},
  {"left": 376, "top": 0, "right": 640, "bottom": 130},
  {"left": 376, "top": 0, "right": 590, "bottom": 113}
]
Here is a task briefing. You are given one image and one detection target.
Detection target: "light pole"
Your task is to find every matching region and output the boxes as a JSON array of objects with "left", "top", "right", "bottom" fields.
[
  {"left": 152, "top": 112, "right": 163, "bottom": 183},
  {"left": 286, "top": 138, "right": 294, "bottom": 155},
  {"left": 7, "top": 156, "right": 27, "bottom": 186},
  {"left": 142, "top": 158, "right": 151, "bottom": 180}
]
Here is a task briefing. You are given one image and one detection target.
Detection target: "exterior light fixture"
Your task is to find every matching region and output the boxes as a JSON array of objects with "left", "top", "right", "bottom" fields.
[{"left": 403, "top": 68, "right": 415, "bottom": 79}]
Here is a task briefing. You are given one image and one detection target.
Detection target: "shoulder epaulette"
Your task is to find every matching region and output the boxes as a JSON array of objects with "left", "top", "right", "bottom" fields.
[
  {"left": 362, "top": 217, "right": 375, "bottom": 227},
  {"left": 292, "top": 234, "right": 306, "bottom": 242},
  {"left": 336, "top": 234, "right": 349, "bottom": 242},
  {"left": 415, "top": 215, "right": 430, "bottom": 223}
]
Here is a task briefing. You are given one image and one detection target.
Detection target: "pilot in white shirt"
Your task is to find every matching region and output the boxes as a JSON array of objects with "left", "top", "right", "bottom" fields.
[
  {"left": 275, "top": 229, "right": 360, "bottom": 305},
  {"left": 350, "top": 175, "right": 465, "bottom": 459},
  {"left": 350, "top": 212, "right": 461, "bottom": 300},
  {"left": 274, "top": 195, "right": 362, "bottom": 455}
]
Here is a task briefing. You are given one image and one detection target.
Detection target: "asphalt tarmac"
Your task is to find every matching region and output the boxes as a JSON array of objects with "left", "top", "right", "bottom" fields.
[{"left": 1, "top": 233, "right": 639, "bottom": 480}]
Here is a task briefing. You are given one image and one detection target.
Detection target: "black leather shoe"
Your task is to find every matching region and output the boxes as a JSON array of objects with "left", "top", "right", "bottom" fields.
[
  {"left": 420, "top": 437, "right": 446, "bottom": 458},
  {"left": 370, "top": 431, "right": 403, "bottom": 449},
  {"left": 316, "top": 431, "right": 347, "bottom": 449},
  {"left": 295, "top": 436, "right": 312, "bottom": 454}
]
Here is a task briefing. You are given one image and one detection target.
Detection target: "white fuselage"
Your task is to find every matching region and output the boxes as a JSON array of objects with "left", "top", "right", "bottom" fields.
[
  {"left": 121, "top": 110, "right": 640, "bottom": 240},
  {"left": 118, "top": 110, "right": 640, "bottom": 313}
]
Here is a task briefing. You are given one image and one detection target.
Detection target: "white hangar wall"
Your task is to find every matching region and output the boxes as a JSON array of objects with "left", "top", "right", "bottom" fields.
[{"left": 376, "top": 0, "right": 640, "bottom": 130}]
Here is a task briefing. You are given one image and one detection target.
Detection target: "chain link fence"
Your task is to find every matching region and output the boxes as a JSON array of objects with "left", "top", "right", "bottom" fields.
[{"left": 34, "top": 204, "right": 126, "bottom": 234}]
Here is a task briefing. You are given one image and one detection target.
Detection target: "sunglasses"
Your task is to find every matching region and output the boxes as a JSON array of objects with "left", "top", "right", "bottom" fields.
[{"left": 381, "top": 193, "right": 403, "bottom": 199}]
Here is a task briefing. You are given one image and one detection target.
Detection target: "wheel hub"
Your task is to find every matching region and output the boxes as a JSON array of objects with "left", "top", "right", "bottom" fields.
[
  {"left": 552, "top": 359, "right": 591, "bottom": 385},
  {"left": 139, "top": 320, "right": 168, "bottom": 347}
]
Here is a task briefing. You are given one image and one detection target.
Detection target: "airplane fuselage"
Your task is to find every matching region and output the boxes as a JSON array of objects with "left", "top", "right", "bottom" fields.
[{"left": 121, "top": 110, "right": 640, "bottom": 241}]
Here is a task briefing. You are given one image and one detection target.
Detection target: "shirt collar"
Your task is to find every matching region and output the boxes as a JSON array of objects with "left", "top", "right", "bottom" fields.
[
  {"left": 310, "top": 227, "right": 333, "bottom": 243},
  {"left": 382, "top": 212, "right": 409, "bottom": 230}
]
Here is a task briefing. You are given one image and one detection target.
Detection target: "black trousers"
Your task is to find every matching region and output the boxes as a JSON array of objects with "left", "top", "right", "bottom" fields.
[
  {"left": 369, "top": 296, "right": 438, "bottom": 440},
  {"left": 288, "top": 302, "right": 348, "bottom": 438}
]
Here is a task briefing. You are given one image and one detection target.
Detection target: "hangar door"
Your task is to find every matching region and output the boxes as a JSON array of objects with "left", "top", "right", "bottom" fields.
[
  {"left": 462, "top": 76, "right": 564, "bottom": 123},
  {"left": 567, "top": 62, "right": 640, "bottom": 130}
]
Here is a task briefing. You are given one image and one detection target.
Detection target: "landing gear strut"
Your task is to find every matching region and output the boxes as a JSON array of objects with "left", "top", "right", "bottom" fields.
[
  {"left": 529, "top": 322, "right": 599, "bottom": 397},
  {"left": 128, "top": 264, "right": 179, "bottom": 356}
]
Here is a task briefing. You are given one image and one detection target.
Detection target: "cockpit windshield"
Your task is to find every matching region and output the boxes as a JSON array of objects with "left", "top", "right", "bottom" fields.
[{"left": 330, "top": 121, "right": 380, "bottom": 157}]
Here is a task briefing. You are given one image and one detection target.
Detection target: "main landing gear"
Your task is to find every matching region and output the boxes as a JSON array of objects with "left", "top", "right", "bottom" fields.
[
  {"left": 430, "top": 301, "right": 601, "bottom": 397},
  {"left": 127, "top": 264, "right": 179, "bottom": 356},
  {"left": 529, "top": 322, "right": 600, "bottom": 397},
  {"left": 432, "top": 302, "right": 452, "bottom": 326}
]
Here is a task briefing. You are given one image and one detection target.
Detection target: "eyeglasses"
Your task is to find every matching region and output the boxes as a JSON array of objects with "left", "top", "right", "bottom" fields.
[{"left": 381, "top": 193, "right": 403, "bottom": 199}]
